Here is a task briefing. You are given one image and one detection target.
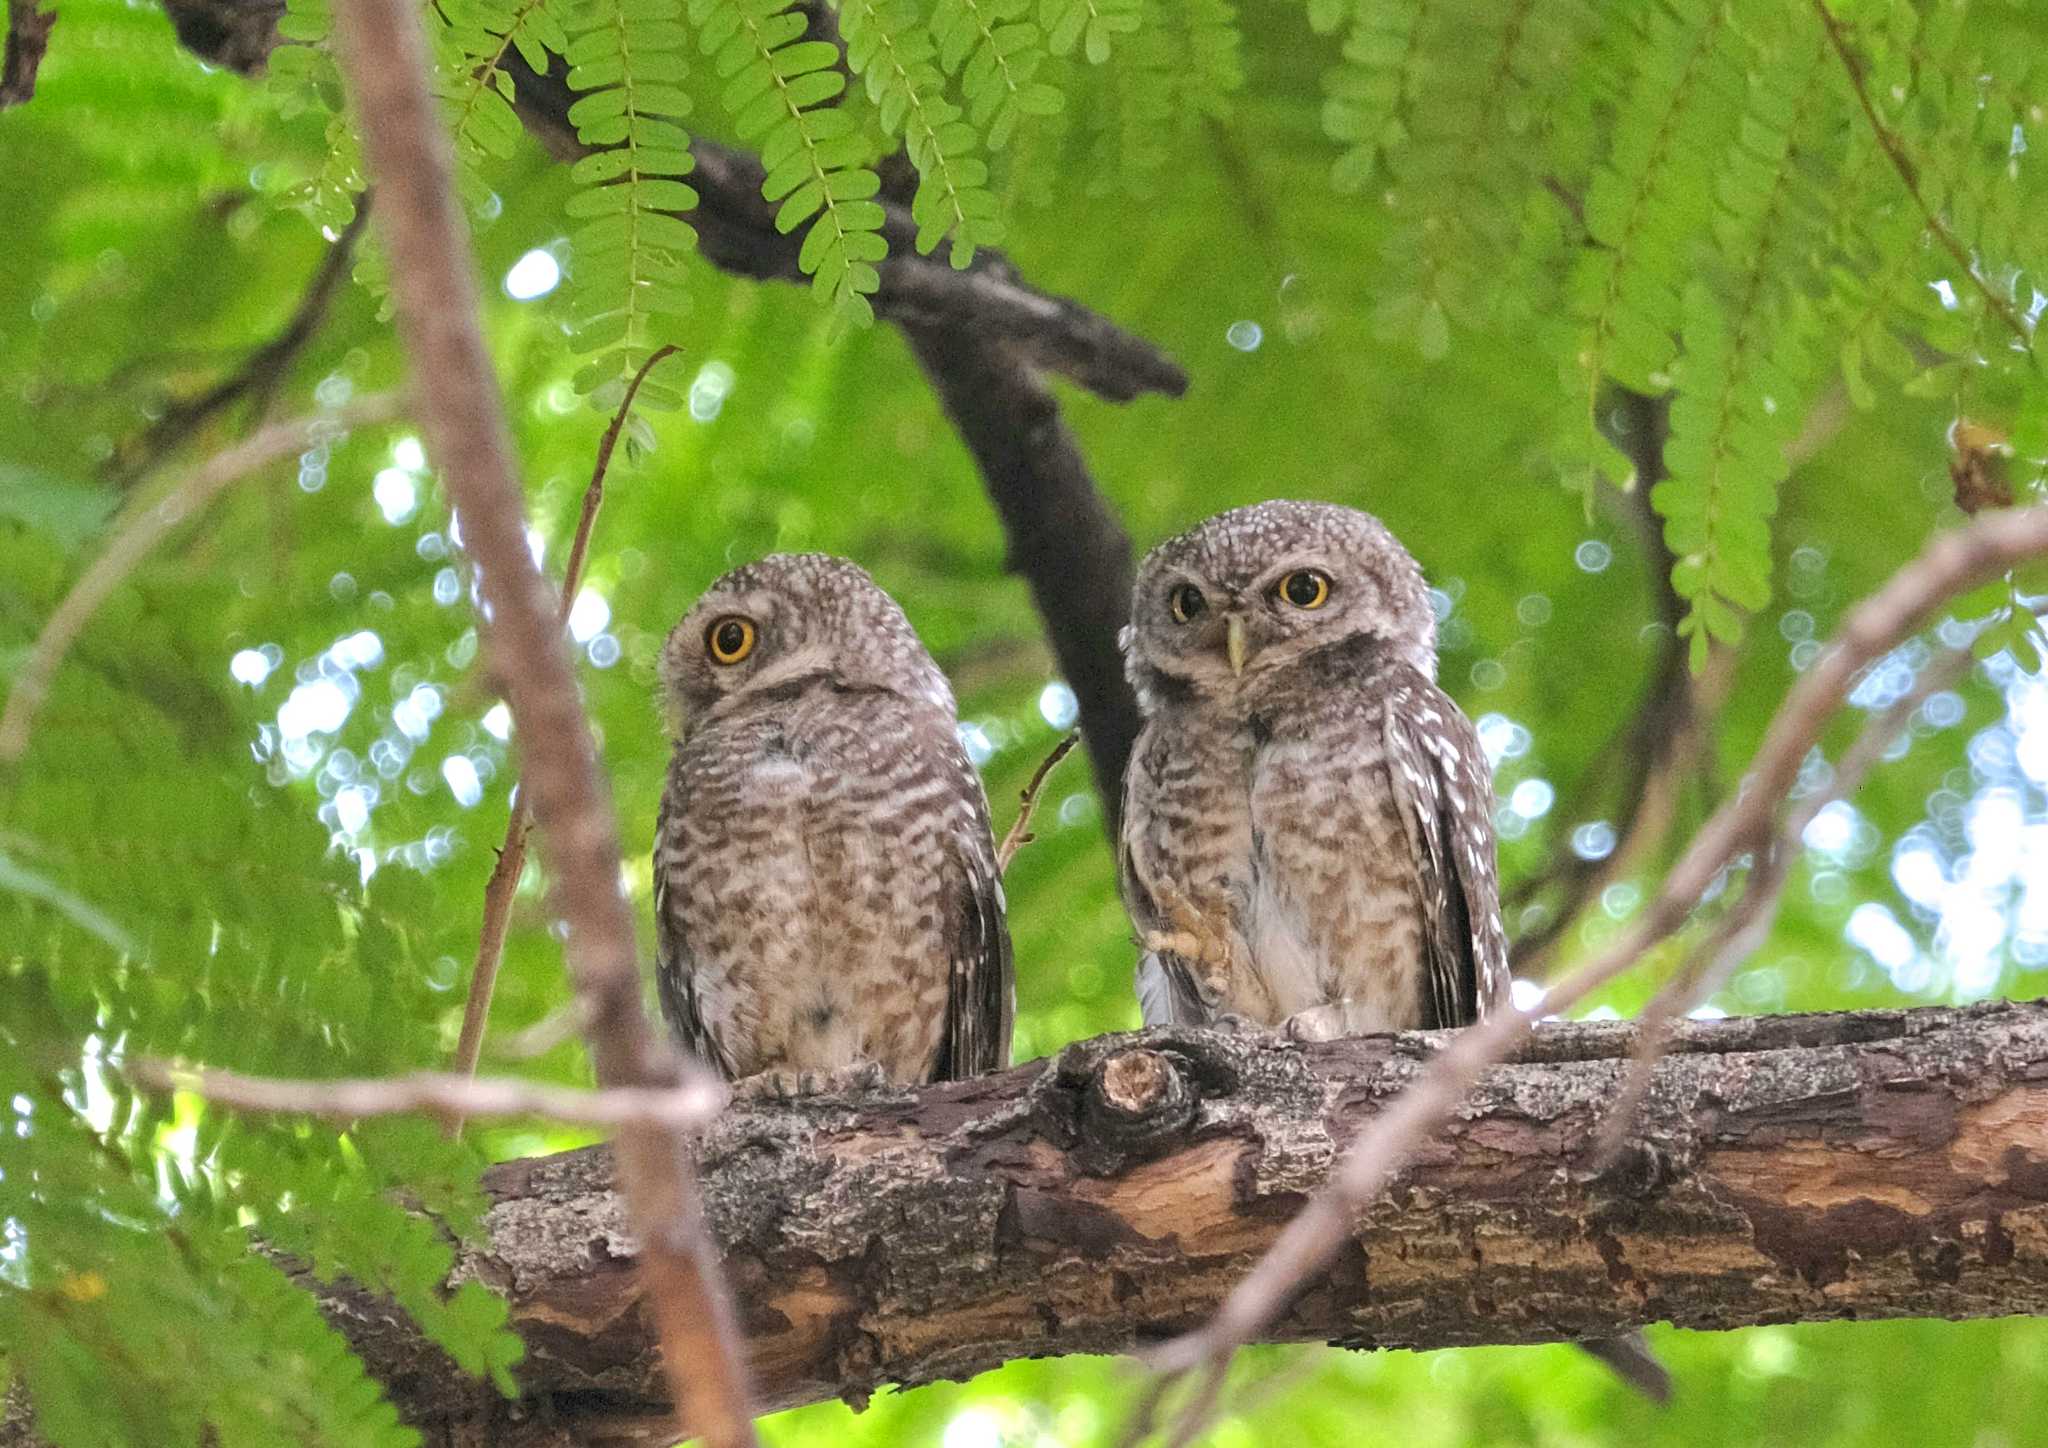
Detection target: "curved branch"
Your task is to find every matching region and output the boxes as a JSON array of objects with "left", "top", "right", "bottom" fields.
[{"left": 283, "top": 1003, "right": 2048, "bottom": 1444}]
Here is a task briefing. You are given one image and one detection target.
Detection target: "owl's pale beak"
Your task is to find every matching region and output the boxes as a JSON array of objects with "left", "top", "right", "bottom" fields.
[{"left": 1224, "top": 614, "right": 1248, "bottom": 676}]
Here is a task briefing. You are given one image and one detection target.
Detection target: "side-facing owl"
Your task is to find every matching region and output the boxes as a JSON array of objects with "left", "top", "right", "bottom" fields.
[
  {"left": 1117, "top": 499, "right": 1668, "bottom": 1400},
  {"left": 654, "top": 553, "right": 1011, "bottom": 1094},
  {"left": 1118, "top": 498, "right": 1507, "bottom": 1038}
]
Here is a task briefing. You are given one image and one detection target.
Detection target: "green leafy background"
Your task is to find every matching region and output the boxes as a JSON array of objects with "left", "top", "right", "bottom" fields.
[{"left": 3, "top": 0, "right": 2048, "bottom": 1443}]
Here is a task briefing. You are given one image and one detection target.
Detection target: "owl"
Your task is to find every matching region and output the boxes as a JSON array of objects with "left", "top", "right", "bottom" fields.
[
  {"left": 653, "top": 553, "right": 1012, "bottom": 1095},
  {"left": 1117, "top": 500, "right": 1670, "bottom": 1401},
  {"left": 1118, "top": 499, "right": 1508, "bottom": 1039}
]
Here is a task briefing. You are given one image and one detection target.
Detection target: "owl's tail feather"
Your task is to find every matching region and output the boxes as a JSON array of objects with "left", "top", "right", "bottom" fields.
[{"left": 1576, "top": 1333, "right": 1673, "bottom": 1403}]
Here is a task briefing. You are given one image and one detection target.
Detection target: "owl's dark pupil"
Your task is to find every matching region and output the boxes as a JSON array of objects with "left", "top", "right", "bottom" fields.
[
  {"left": 716, "top": 622, "right": 747, "bottom": 654},
  {"left": 1284, "top": 572, "right": 1323, "bottom": 606},
  {"left": 1172, "top": 585, "right": 1206, "bottom": 621}
]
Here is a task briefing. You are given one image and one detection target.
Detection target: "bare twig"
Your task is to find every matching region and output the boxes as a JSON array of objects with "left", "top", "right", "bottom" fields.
[
  {"left": 0, "top": 0, "right": 55, "bottom": 110},
  {"left": 1814, "top": 0, "right": 2036, "bottom": 357},
  {"left": 325, "top": 3, "right": 757, "bottom": 1446},
  {"left": 1143, "top": 499, "right": 2048, "bottom": 1440},
  {"left": 131, "top": 1059, "right": 724, "bottom": 1131},
  {"left": 995, "top": 730, "right": 1078, "bottom": 874},
  {"left": 449, "top": 344, "right": 685, "bottom": 1107},
  {"left": 117, "top": 201, "right": 373, "bottom": 483},
  {"left": 0, "top": 393, "right": 404, "bottom": 763}
]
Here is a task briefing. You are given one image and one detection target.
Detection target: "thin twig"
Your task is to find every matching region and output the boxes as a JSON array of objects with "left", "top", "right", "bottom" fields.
[
  {"left": 325, "top": 3, "right": 758, "bottom": 1445},
  {"left": 0, "top": 0, "right": 55, "bottom": 110},
  {"left": 131, "top": 1059, "right": 724, "bottom": 1131},
  {"left": 1142, "top": 499, "right": 2048, "bottom": 1442},
  {"left": 449, "top": 343, "right": 684, "bottom": 1108},
  {"left": 117, "top": 200, "right": 373, "bottom": 484},
  {"left": 0, "top": 393, "right": 405, "bottom": 763},
  {"left": 995, "top": 730, "right": 1078, "bottom": 874},
  {"left": 1813, "top": 0, "right": 2036, "bottom": 357}
]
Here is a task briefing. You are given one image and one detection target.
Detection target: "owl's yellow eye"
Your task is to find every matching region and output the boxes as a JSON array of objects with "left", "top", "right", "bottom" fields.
[
  {"left": 1276, "top": 569, "right": 1331, "bottom": 610},
  {"left": 1169, "top": 583, "right": 1208, "bottom": 624},
  {"left": 705, "top": 615, "right": 756, "bottom": 664}
]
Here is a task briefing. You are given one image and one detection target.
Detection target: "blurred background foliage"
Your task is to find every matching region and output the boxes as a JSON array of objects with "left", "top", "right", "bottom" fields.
[{"left": 3, "top": 0, "right": 2048, "bottom": 1443}]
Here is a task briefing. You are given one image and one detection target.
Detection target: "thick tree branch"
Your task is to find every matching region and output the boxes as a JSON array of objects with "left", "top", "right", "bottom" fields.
[
  {"left": 496, "top": 56, "right": 1186, "bottom": 406},
  {"left": 324, "top": 2, "right": 756, "bottom": 1444},
  {"left": 261, "top": 1004, "right": 2048, "bottom": 1444}
]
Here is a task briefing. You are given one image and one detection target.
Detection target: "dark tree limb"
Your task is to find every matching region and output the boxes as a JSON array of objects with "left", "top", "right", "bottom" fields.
[
  {"left": 0, "top": 0, "right": 54, "bottom": 110},
  {"left": 236, "top": 1002, "right": 2048, "bottom": 1444}
]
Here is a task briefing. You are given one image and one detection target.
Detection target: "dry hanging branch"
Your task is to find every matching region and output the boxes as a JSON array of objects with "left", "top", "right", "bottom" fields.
[
  {"left": 0, "top": 392, "right": 405, "bottom": 763},
  {"left": 1588, "top": 640, "right": 1978, "bottom": 1166},
  {"left": 322, "top": 1, "right": 756, "bottom": 1444}
]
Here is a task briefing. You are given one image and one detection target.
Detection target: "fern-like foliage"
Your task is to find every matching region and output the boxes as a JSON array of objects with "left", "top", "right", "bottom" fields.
[
  {"left": 1042, "top": 0, "right": 1142, "bottom": 64},
  {"left": 1175, "top": 0, "right": 1243, "bottom": 122},
  {"left": 691, "top": 0, "right": 885, "bottom": 326},
  {"left": 1316, "top": 0, "right": 1426, "bottom": 194},
  {"left": 1572, "top": 0, "right": 1745, "bottom": 406},
  {"left": 267, "top": 0, "right": 364, "bottom": 234},
  {"left": 930, "top": 0, "right": 1064, "bottom": 151},
  {"left": 1657, "top": 14, "right": 1833, "bottom": 665},
  {"left": 0, "top": 999, "right": 422, "bottom": 1448},
  {"left": 560, "top": 0, "right": 699, "bottom": 396},
  {"left": 436, "top": 0, "right": 571, "bottom": 166},
  {"left": 1087, "top": 0, "right": 1172, "bottom": 188},
  {"left": 837, "top": 0, "right": 1003, "bottom": 266}
]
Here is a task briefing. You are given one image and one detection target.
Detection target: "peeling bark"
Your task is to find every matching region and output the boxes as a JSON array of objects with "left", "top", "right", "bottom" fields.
[{"left": 320, "top": 1002, "right": 2048, "bottom": 1444}]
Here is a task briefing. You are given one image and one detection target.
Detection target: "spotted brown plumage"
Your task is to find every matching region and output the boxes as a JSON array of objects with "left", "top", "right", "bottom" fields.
[
  {"left": 1118, "top": 500, "right": 1667, "bottom": 1399},
  {"left": 1119, "top": 499, "right": 1507, "bottom": 1038},
  {"left": 653, "top": 553, "right": 1012, "bottom": 1093}
]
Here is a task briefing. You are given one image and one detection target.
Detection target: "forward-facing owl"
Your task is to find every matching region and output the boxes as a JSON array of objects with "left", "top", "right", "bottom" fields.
[
  {"left": 1118, "top": 499, "right": 1507, "bottom": 1038},
  {"left": 1117, "top": 499, "right": 1669, "bottom": 1400},
  {"left": 653, "top": 553, "right": 1012, "bottom": 1094}
]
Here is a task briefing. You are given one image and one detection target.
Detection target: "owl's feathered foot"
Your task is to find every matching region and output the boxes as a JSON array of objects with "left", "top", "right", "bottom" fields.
[{"left": 733, "top": 1060, "right": 890, "bottom": 1101}]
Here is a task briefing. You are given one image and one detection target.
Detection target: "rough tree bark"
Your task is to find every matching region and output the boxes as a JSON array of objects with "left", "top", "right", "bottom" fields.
[{"left": 284, "top": 1001, "right": 2048, "bottom": 1444}]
